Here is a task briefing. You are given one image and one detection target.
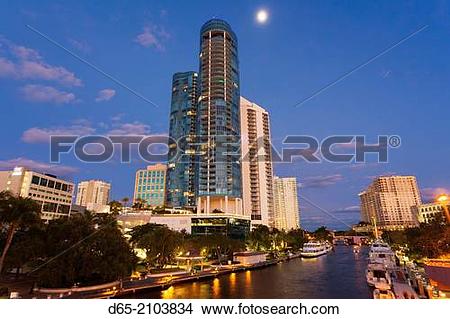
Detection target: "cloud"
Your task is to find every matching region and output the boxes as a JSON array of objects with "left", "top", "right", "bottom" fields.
[
  {"left": 22, "top": 120, "right": 153, "bottom": 144},
  {"left": 20, "top": 84, "right": 77, "bottom": 104},
  {"left": 22, "top": 122, "right": 95, "bottom": 143},
  {"left": 332, "top": 205, "right": 360, "bottom": 213},
  {"left": 0, "top": 36, "right": 82, "bottom": 86},
  {"left": 0, "top": 57, "right": 16, "bottom": 77},
  {"left": 107, "top": 121, "right": 151, "bottom": 135},
  {"left": 19, "top": 61, "right": 82, "bottom": 86},
  {"left": 95, "top": 88, "right": 116, "bottom": 102},
  {"left": 299, "top": 174, "right": 344, "bottom": 188},
  {"left": 68, "top": 38, "right": 91, "bottom": 54},
  {"left": 421, "top": 187, "right": 450, "bottom": 203},
  {"left": 0, "top": 157, "right": 78, "bottom": 176},
  {"left": 134, "top": 25, "right": 170, "bottom": 51}
]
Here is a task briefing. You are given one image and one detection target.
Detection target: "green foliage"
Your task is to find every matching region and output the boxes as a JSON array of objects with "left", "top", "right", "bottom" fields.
[
  {"left": 247, "top": 225, "right": 272, "bottom": 251},
  {"left": 247, "top": 226, "right": 307, "bottom": 252},
  {"left": 130, "top": 223, "right": 183, "bottom": 269},
  {"left": 383, "top": 216, "right": 450, "bottom": 259},
  {"left": 312, "top": 226, "right": 333, "bottom": 242},
  {"left": 286, "top": 229, "right": 307, "bottom": 250},
  {"left": 36, "top": 214, "right": 136, "bottom": 288},
  {"left": 132, "top": 198, "right": 147, "bottom": 210},
  {"left": 109, "top": 200, "right": 123, "bottom": 214},
  {"left": 0, "top": 191, "right": 42, "bottom": 274},
  {"left": 187, "top": 234, "right": 245, "bottom": 262}
]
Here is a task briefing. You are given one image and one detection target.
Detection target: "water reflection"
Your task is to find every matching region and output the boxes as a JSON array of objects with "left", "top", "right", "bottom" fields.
[
  {"left": 212, "top": 278, "right": 220, "bottom": 298},
  {"left": 137, "top": 246, "right": 371, "bottom": 299}
]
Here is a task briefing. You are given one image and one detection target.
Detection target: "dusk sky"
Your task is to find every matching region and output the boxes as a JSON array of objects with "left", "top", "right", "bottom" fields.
[{"left": 1, "top": 1, "right": 449, "bottom": 230}]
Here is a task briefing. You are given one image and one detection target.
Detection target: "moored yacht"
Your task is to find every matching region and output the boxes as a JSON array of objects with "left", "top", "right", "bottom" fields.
[
  {"left": 366, "top": 263, "right": 392, "bottom": 290},
  {"left": 301, "top": 241, "right": 333, "bottom": 258},
  {"left": 373, "top": 288, "right": 396, "bottom": 299},
  {"left": 368, "top": 240, "right": 397, "bottom": 268}
]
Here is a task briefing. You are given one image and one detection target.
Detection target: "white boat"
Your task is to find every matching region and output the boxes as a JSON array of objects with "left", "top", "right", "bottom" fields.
[
  {"left": 301, "top": 241, "right": 332, "bottom": 258},
  {"left": 366, "top": 263, "right": 392, "bottom": 290},
  {"left": 368, "top": 240, "right": 397, "bottom": 268},
  {"left": 373, "top": 288, "right": 396, "bottom": 299}
]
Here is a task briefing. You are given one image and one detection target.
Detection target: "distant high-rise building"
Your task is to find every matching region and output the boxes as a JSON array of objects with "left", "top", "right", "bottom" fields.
[
  {"left": 359, "top": 175, "right": 422, "bottom": 230},
  {"left": 196, "top": 19, "right": 243, "bottom": 215},
  {"left": 133, "top": 163, "right": 167, "bottom": 207},
  {"left": 0, "top": 167, "right": 73, "bottom": 221},
  {"left": 240, "top": 96, "right": 274, "bottom": 227},
  {"left": 166, "top": 71, "right": 199, "bottom": 208},
  {"left": 273, "top": 177, "right": 300, "bottom": 230},
  {"left": 75, "top": 180, "right": 110, "bottom": 213}
]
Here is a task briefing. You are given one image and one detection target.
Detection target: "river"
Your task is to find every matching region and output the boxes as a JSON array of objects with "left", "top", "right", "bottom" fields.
[{"left": 133, "top": 245, "right": 371, "bottom": 299}]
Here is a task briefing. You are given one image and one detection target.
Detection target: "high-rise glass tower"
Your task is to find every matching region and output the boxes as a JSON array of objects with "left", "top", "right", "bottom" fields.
[
  {"left": 166, "top": 72, "right": 198, "bottom": 208},
  {"left": 196, "top": 19, "right": 243, "bottom": 215}
]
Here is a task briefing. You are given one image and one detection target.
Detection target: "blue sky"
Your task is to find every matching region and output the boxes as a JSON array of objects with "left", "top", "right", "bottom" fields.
[{"left": 1, "top": 1, "right": 449, "bottom": 230}]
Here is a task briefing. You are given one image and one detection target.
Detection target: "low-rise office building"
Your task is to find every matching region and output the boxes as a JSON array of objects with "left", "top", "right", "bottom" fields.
[
  {"left": 413, "top": 203, "right": 447, "bottom": 224},
  {"left": 0, "top": 167, "right": 74, "bottom": 221}
]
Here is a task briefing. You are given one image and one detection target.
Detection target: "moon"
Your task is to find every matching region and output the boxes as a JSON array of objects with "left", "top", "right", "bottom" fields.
[{"left": 256, "top": 9, "right": 269, "bottom": 24}]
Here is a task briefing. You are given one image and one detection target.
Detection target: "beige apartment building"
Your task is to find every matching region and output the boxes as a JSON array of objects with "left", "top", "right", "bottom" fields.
[
  {"left": 273, "top": 176, "right": 300, "bottom": 230},
  {"left": 75, "top": 180, "right": 111, "bottom": 213},
  {"left": 0, "top": 167, "right": 74, "bottom": 221},
  {"left": 359, "top": 175, "right": 422, "bottom": 230},
  {"left": 240, "top": 96, "right": 275, "bottom": 227}
]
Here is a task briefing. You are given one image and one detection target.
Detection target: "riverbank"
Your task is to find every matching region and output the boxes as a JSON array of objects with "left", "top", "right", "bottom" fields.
[{"left": 32, "top": 252, "right": 302, "bottom": 299}]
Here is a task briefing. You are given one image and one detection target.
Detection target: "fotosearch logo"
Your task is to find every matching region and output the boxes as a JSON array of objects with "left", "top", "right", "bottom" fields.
[{"left": 49, "top": 134, "right": 401, "bottom": 164}]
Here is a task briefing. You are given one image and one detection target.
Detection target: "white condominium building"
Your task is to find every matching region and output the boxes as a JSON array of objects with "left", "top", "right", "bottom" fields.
[
  {"left": 240, "top": 96, "right": 275, "bottom": 227},
  {"left": 76, "top": 180, "right": 111, "bottom": 213},
  {"left": 273, "top": 176, "right": 300, "bottom": 230},
  {"left": 359, "top": 175, "right": 422, "bottom": 230},
  {"left": 0, "top": 167, "right": 74, "bottom": 221}
]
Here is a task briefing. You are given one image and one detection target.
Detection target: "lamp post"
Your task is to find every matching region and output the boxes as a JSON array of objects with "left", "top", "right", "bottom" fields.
[{"left": 436, "top": 194, "right": 450, "bottom": 224}]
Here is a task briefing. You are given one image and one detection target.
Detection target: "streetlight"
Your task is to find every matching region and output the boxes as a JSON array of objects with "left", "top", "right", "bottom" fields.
[{"left": 436, "top": 194, "right": 450, "bottom": 224}]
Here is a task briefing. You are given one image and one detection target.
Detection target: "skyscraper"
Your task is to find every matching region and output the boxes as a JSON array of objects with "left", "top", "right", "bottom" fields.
[
  {"left": 240, "top": 96, "right": 274, "bottom": 227},
  {"left": 359, "top": 175, "right": 422, "bottom": 230},
  {"left": 196, "top": 19, "right": 243, "bottom": 215},
  {"left": 75, "top": 180, "right": 110, "bottom": 213},
  {"left": 273, "top": 176, "right": 300, "bottom": 230},
  {"left": 166, "top": 72, "right": 198, "bottom": 208},
  {"left": 133, "top": 163, "right": 167, "bottom": 207}
]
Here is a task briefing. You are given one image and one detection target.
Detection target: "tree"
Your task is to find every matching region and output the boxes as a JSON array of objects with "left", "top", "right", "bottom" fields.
[
  {"left": 132, "top": 198, "right": 146, "bottom": 210},
  {"left": 0, "top": 191, "right": 42, "bottom": 274},
  {"left": 382, "top": 215, "right": 450, "bottom": 259},
  {"left": 109, "top": 200, "right": 123, "bottom": 214},
  {"left": 130, "top": 223, "right": 183, "bottom": 269},
  {"left": 286, "top": 229, "right": 307, "bottom": 250},
  {"left": 312, "top": 226, "right": 333, "bottom": 242},
  {"left": 187, "top": 234, "right": 245, "bottom": 263},
  {"left": 37, "top": 213, "right": 136, "bottom": 288},
  {"left": 121, "top": 197, "right": 130, "bottom": 208},
  {"left": 270, "top": 228, "right": 288, "bottom": 251},
  {"left": 4, "top": 225, "right": 46, "bottom": 275},
  {"left": 247, "top": 225, "right": 271, "bottom": 251}
]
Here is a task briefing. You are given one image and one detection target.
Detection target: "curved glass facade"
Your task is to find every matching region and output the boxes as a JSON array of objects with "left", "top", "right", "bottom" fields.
[
  {"left": 166, "top": 72, "right": 198, "bottom": 207},
  {"left": 196, "top": 19, "right": 242, "bottom": 199}
]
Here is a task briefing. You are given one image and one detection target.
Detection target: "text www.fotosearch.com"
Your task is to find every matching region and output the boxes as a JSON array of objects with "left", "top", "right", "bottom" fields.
[{"left": 201, "top": 303, "right": 340, "bottom": 315}]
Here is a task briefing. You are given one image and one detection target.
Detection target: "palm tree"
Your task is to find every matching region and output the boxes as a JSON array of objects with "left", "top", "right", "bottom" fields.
[
  {"left": 132, "top": 198, "right": 146, "bottom": 210},
  {"left": 121, "top": 197, "right": 130, "bottom": 208},
  {"left": 109, "top": 200, "right": 123, "bottom": 214},
  {"left": 0, "top": 191, "right": 41, "bottom": 274}
]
